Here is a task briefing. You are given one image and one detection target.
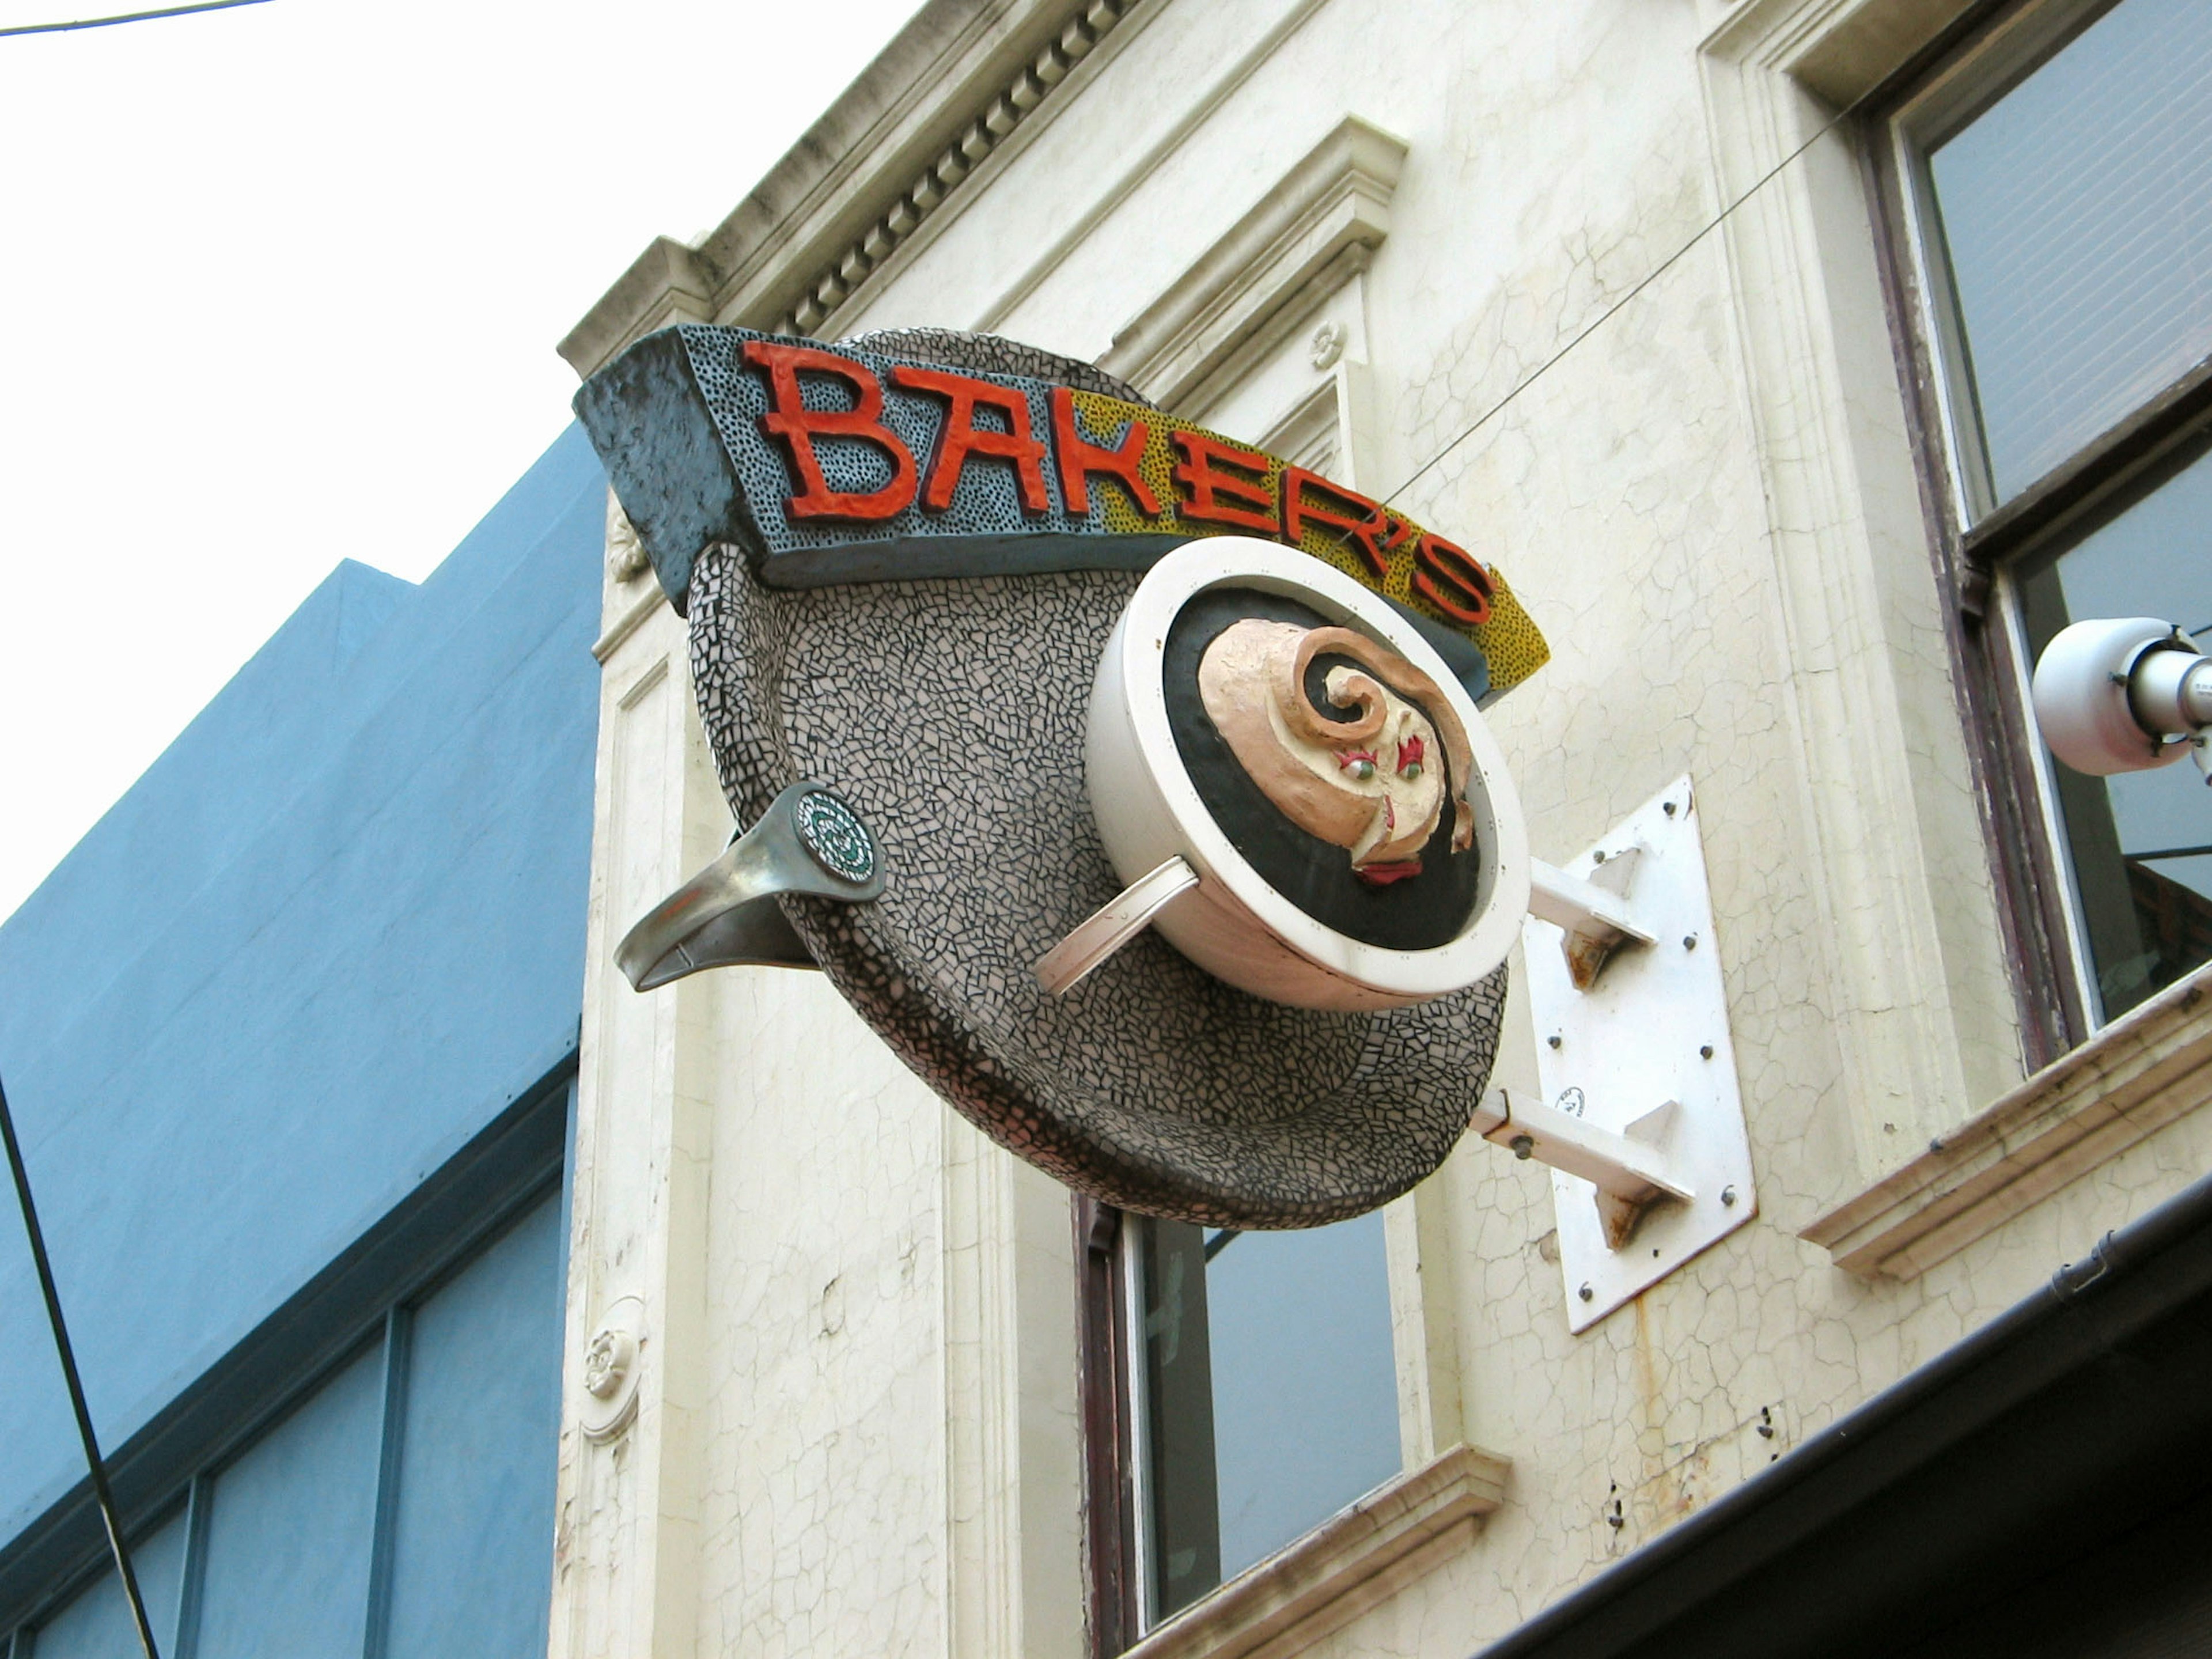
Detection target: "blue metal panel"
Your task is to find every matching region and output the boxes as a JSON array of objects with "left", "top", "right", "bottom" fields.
[
  {"left": 377, "top": 1193, "right": 563, "bottom": 1658},
  {"left": 190, "top": 1343, "right": 384, "bottom": 1659},
  {"left": 22, "top": 1505, "right": 186, "bottom": 1659},
  {"left": 0, "top": 423, "right": 606, "bottom": 1552}
]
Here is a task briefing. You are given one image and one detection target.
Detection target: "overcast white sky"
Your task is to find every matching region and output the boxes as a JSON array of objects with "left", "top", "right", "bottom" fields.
[{"left": 0, "top": 0, "right": 922, "bottom": 923}]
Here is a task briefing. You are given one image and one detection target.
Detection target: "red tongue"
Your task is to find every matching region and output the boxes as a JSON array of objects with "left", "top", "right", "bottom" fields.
[{"left": 1354, "top": 859, "right": 1423, "bottom": 887}]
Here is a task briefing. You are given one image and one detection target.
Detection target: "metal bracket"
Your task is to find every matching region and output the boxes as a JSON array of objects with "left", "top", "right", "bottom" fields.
[
  {"left": 1520, "top": 775, "right": 1755, "bottom": 1331},
  {"left": 1528, "top": 851, "right": 1654, "bottom": 988},
  {"left": 615, "top": 780, "right": 885, "bottom": 991},
  {"left": 1472, "top": 1088, "right": 1692, "bottom": 1215}
]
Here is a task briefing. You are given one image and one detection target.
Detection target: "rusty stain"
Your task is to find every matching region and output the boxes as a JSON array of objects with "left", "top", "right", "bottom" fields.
[{"left": 1563, "top": 930, "right": 1618, "bottom": 989}]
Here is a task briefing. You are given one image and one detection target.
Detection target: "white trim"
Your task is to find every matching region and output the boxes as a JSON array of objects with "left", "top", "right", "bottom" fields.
[
  {"left": 1698, "top": 0, "right": 2027, "bottom": 1163},
  {"left": 1120, "top": 1217, "right": 1160, "bottom": 1632},
  {"left": 1806, "top": 961, "right": 2212, "bottom": 1278},
  {"left": 969, "top": 0, "right": 1338, "bottom": 338},
  {"left": 1096, "top": 115, "right": 1407, "bottom": 416},
  {"left": 1123, "top": 1442, "right": 1510, "bottom": 1659}
]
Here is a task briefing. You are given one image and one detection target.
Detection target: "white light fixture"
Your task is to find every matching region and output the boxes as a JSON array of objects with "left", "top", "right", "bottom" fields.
[{"left": 2032, "top": 616, "right": 2212, "bottom": 783}]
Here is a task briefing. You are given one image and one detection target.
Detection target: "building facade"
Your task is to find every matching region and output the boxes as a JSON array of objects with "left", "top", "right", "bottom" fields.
[
  {"left": 8, "top": 0, "right": 2210, "bottom": 1656},
  {"left": 0, "top": 427, "right": 607, "bottom": 1656},
  {"left": 552, "top": 0, "right": 2212, "bottom": 1656}
]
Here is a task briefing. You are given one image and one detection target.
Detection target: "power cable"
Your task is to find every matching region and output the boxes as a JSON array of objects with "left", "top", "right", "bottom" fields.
[
  {"left": 0, "top": 1067, "right": 161, "bottom": 1659},
  {"left": 1, "top": 0, "right": 267, "bottom": 39},
  {"left": 1361, "top": 89, "right": 1877, "bottom": 528}
]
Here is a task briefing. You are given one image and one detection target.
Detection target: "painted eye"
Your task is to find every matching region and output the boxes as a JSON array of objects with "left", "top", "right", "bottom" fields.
[
  {"left": 1397, "top": 735, "right": 1426, "bottom": 779},
  {"left": 1350, "top": 759, "right": 1376, "bottom": 782},
  {"left": 1401, "top": 761, "right": 1423, "bottom": 780},
  {"left": 1336, "top": 750, "right": 1378, "bottom": 782}
]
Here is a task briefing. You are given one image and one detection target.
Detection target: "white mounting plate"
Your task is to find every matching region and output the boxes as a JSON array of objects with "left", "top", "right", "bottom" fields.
[{"left": 1523, "top": 776, "right": 1755, "bottom": 1332}]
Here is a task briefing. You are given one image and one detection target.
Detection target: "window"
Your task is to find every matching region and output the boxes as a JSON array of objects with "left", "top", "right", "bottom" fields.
[
  {"left": 2, "top": 1105, "right": 566, "bottom": 1659},
  {"left": 1873, "top": 0, "right": 2212, "bottom": 1044},
  {"left": 1078, "top": 1203, "right": 1403, "bottom": 1647}
]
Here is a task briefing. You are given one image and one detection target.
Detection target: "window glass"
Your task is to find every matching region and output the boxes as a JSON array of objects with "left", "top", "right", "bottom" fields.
[
  {"left": 26, "top": 1509, "right": 186, "bottom": 1659},
  {"left": 2017, "top": 442, "right": 2212, "bottom": 1018},
  {"left": 194, "top": 1341, "right": 385, "bottom": 1659},
  {"left": 1928, "top": 0, "right": 2212, "bottom": 502},
  {"left": 1138, "top": 1212, "right": 1400, "bottom": 1621},
  {"left": 379, "top": 1194, "right": 563, "bottom": 1659}
]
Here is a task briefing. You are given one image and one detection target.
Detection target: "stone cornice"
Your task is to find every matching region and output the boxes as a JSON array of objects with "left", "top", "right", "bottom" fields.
[
  {"left": 1099, "top": 114, "right": 1407, "bottom": 414},
  {"left": 1805, "top": 962, "right": 2212, "bottom": 1278},
  {"left": 559, "top": 0, "right": 1142, "bottom": 380},
  {"left": 1126, "top": 1442, "right": 1510, "bottom": 1659}
]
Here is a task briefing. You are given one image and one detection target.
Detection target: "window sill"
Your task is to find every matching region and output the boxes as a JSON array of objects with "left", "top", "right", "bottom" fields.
[
  {"left": 1804, "top": 963, "right": 2212, "bottom": 1279},
  {"left": 1124, "top": 1442, "right": 1510, "bottom": 1659}
]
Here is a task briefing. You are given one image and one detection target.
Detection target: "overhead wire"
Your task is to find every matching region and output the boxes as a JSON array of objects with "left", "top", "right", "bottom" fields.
[
  {"left": 1355, "top": 85, "right": 1880, "bottom": 532},
  {"left": 0, "top": 0, "right": 267, "bottom": 39},
  {"left": 1, "top": 1068, "right": 161, "bottom": 1659}
]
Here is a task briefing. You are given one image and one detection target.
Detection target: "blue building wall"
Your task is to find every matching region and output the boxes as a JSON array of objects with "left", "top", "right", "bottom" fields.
[{"left": 0, "top": 423, "right": 605, "bottom": 1552}]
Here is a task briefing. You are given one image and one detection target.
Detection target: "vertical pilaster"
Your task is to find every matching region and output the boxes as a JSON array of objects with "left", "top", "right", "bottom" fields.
[
  {"left": 547, "top": 511, "right": 725, "bottom": 1659},
  {"left": 943, "top": 1118, "right": 1084, "bottom": 1659}
]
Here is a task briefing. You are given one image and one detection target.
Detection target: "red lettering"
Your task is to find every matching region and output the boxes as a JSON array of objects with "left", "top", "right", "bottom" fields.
[
  {"left": 891, "top": 365, "right": 1051, "bottom": 514},
  {"left": 1412, "top": 533, "right": 1495, "bottom": 626},
  {"left": 742, "top": 341, "right": 918, "bottom": 522},
  {"left": 1051, "top": 388, "right": 1160, "bottom": 517},
  {"left": 1279, "top": 468, "right": 1397, "bottom": 580},
  {"left": 1169, "top": 431, "right": 1277, "bottom": 531}
]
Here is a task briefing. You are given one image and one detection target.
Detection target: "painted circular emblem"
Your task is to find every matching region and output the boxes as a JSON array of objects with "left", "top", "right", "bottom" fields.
[
  {"left": 1085, "top": 539, "right": 1531, "bottom": 1010},
  {"left": 794, "top": 790, "right": 876, "bottom": 884}
]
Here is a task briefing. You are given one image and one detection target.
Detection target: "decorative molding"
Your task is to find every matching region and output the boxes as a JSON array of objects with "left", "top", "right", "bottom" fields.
[
  {"left": 1805, "top": 963, "right": 2212, "bottom": 1278},
  {"left": 1696, "top": 0, "right": 2026, "bottom": 1166},
  {"left": 1125, "top": 1442, "right": 1510, "bottom": 1659},
  {"left": 777, "top": 0, "right": 1141, "bottom": 338},
  {"left": 1383, "top": 1177, "right": 1467, "bottom": 1472},
  {"left": 560, "top": 236, "right": 716, "bottom": 380},
  {"left": 969, "top": 0, "right": 1336, "bottom": 336},
  {"left": 593, "top": 582, "right": 670, "bottom": 665},
  {"left": 941, "top": 1118, "right": 1085, "bottom": 1659},
  {"left": 1306, "top": 320, "right": 1346, "bottom": 372},
  {"left": 578, "top": 1296, "right": 645, "bottom": 1444},
  {"left": 607, "top": 495, "right": 652, "bottom": 585},
  {"left": 1098, "top": 115, "right": 1407, "bottom": 415},
  {"left": 559, "top": 0, "right": 1143, "bottom": 380}
]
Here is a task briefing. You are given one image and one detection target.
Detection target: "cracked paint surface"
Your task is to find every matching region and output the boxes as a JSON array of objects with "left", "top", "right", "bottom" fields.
[{"left": 693, "top": 966, "right": 949, "bottom": 1658}]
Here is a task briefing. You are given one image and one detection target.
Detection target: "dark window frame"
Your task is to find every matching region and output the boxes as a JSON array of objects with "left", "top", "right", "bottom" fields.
[
  {"left": 1075, "top": 1197, "right": 1139, "bottom": 1659},
  {"left": 0, "top": 1058, "right": 574, "bottom": 1646},
  {"left": 1861, "top": 0, "right": 2212, "bottom": 1065}
]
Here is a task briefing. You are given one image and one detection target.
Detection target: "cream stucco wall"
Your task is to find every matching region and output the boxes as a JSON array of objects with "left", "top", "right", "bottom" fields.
[{"left": 551, "top": 1, "right": 2212, "bottom": 1656}]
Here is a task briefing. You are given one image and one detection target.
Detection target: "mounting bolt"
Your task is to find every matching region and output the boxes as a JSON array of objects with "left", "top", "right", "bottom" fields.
[
  {"left": 1548, "top": 1033, "right": 1563, "bottom": 1049},
  {"left": 1509, "top": 1134, "right": 1535, "bottom": 1161},
  {"left": 1593, "top": 848, "right": 1608, "bottom": 863},
  {"left": 1721, "top": 1185, "right": 1738, "bottom": 1208},
  {"left": 1700, "top": 1044, "right": 1714, "bottom": 1060},
  {"left": 1578, "top": 1282, "right": 1594, "bottom": 1302},
  {"left": 1682, "top": 934, "right": 1698, "bottom": 950},
  {"left": 1662, "top": 800, "right": 1677, "bottom": 816}
]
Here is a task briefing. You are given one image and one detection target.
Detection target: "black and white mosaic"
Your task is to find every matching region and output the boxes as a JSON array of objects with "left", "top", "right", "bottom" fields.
[{"left": 686, "top": 546, "right": 1508, "bottom": 1229}]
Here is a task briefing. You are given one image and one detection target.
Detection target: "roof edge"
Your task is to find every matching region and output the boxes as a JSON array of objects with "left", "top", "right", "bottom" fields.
[{"left": 559, "top": 0, "right": 1145, "bottom": 380}]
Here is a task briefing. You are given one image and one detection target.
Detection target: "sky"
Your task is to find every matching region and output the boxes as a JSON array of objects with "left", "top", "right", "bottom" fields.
[{"left": 0, "top": 0, "right": 923, "bottom": 924}]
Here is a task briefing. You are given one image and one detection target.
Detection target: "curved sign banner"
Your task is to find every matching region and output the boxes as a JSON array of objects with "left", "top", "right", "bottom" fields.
[
  {"left": 577, "top": 327, "right": 1551, "bottom": 1227},
  {"left": 577, "top": 325, "right": 1547, "bottom": 702}
]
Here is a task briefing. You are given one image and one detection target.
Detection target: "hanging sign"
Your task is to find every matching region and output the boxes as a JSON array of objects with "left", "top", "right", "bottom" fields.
[{"left": 577, "top": 327, "right": 1551, "bottom": 1227}]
